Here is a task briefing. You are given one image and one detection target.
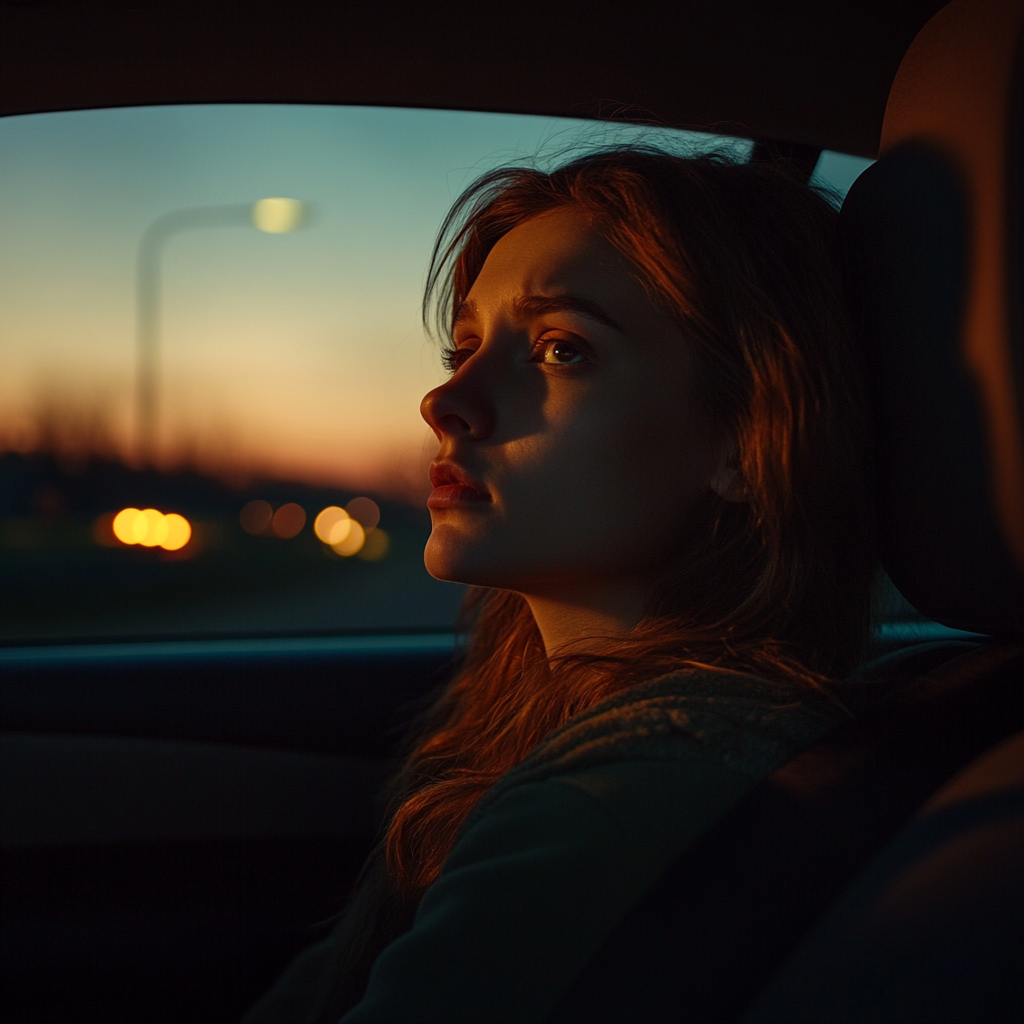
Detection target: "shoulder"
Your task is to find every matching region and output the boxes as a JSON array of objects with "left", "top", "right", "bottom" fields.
[
  {"left": 467, "top": 668, "right": 849, "bottom": 827},
  {"left": 345, "top": 759, "right": 755, "bottom": 1024},
  {"left": 340, "top": 673, "right": 847, "bottom": 1023}
]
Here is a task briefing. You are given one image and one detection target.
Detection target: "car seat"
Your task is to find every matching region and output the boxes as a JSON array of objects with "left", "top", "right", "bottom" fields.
[{"left": 545, "top": 1, "right": 1024, "bottom": 1021}]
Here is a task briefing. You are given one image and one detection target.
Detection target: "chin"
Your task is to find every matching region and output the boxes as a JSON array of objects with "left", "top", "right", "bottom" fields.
[
  {"left": 423, "top": 528, "right": 518, "bottom": 588},
  {"left": 424, "top": 529, "right": 477, "bottom": 584},
  {"left": 424, "top": 542, "right": 491, "bottom": 586}
]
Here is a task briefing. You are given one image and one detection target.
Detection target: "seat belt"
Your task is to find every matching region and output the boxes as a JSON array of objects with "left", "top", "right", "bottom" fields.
[{"left": 546, "top": 643, "right": 1024, "bottom": 1024}]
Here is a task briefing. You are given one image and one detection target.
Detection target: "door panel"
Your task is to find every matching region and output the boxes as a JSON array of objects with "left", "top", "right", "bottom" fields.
[{"left": 0, "top": 635, "right": 456, "bottom": 1022}]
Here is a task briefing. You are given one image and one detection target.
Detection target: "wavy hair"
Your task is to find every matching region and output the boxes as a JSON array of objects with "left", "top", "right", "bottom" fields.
[{"left": 311, "top": 147, "right": 875, "bottom": 1019}]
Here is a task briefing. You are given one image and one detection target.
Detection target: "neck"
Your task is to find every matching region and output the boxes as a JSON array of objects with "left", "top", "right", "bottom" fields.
[{"left": 522, "top": 584, "right": 650, "bottom": 658}]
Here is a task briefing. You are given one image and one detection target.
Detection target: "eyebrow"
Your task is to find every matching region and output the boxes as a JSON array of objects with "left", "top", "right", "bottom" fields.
[{"left": 452, "top": 295, "right": 623, "bottom": 332}]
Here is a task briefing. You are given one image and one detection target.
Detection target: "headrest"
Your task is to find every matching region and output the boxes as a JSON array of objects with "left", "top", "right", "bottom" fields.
[{"left": 839, "top": 0, "right": 1024, "bottom": 636}]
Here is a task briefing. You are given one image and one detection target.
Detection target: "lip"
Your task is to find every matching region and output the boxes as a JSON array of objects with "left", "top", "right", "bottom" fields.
[{"left": 428, "top": 461, "right": 492, "bottom": 509}]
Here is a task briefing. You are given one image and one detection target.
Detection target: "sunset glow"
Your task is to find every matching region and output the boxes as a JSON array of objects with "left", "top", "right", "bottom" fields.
[{"left": 0, "top": 106, "right": 868, "bottom": 500}]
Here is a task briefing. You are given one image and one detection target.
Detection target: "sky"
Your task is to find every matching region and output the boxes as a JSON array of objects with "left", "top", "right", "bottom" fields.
[{"left": 0, "top": 105, "right": 871, "bottom": 497}]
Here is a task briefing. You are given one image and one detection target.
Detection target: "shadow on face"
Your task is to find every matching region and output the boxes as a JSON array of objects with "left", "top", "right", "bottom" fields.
[{"left": 420, "top": 206, "right": 734, "bottom": 606}]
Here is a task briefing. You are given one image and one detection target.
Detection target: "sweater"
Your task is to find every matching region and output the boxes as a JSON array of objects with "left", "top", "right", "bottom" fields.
[{"left": 244, "top": 669, "right": 849, "bottom": 1024}]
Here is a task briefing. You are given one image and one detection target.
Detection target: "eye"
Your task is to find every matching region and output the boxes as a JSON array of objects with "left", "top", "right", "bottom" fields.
[
  {"left": 442, "top": 344, "right": 476, "bottom": 374},
  {"left": 534, "top": 339, "right": 585, "bottom": 366}
]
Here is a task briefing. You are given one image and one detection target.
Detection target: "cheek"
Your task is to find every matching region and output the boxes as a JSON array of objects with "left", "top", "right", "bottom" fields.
[
  {"left": 513, "top": 397, "right": 705, "bottom": 547},
  {"left": 557, "top": 389, "right": 701, "bottom": 498},
  {"left": 424, "top": 369, "right": 712, "bottom": 585}
]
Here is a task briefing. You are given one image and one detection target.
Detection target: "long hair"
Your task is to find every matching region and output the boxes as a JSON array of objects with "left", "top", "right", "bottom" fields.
[{"left": 311, "top": 147, "right": 875, "bottom": 1019}]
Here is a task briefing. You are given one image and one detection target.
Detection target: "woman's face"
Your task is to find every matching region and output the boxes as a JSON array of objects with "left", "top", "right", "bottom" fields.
[{"left": 420, "top": 206, "right": 726, "bottom": 601}]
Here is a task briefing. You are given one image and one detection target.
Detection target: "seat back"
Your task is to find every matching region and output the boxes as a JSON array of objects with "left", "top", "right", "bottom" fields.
[
  {"left": 840, "top": 0, "right": 1024, "bottom": 635},
  {"left": 741, "top": 4, "right": 1024, "bottom": 1019}
]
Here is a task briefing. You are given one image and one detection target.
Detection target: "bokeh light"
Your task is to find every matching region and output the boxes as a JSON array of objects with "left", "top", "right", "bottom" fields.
[
  {"left": 345, "top": 496, "right": 381, "bottom": 532},
  {"left": 162, "top": 513, "right": 192, "bottom": 551},
  {"left": 110, "top": 507, "right": 192, "bottom": 551},
  {"left": 251, "top": 197, "right": 305, "bottom": 233},
  {"left": 92, "top": 511, "right": 119, "bottom": 546},
  {"left": 314, "top": 504, "right": 373, "bottom": 556},
  {"left": 112, "top": 507, "right": 141, "bottom": 544},
  {"left": 314, "top": 505, "right": 350, "bottom": 544},
  {"left": 240, "top": 499, "right": 273, "bottom": 535},
  {"left": 357, "top": 527, "right": 389, "bottom": 561},
  {"left": 136, "top": 508, "right": 168, "bottom": 547},
  {"left": 332, "top": 519, "right": 365, "bottom": 556},
  {"left": 272, "top": 502, "right": 306, "bottom": 538}
]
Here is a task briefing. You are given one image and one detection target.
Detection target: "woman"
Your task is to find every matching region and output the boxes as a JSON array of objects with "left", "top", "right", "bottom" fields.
[{"left": 246, "top": 147, "right": 874, "bottom": 1023}]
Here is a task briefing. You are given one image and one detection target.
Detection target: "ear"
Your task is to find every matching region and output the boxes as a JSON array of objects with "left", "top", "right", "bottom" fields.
[{"left": 709, "top": 441, "right": 747, "bottom": 503}]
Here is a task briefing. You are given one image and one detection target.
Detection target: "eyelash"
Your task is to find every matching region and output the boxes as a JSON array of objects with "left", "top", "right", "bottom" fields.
[
  {"left": 530, "top": 337, "right": 586, "bottom": 366},
  {"left": 442, "top": 335, "right": 587, "bottom": 375}
]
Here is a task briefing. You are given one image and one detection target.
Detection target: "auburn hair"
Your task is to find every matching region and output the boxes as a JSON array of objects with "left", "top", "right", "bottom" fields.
[{"left": 312, "top": 147, "right": 875, "bottom": 1019}]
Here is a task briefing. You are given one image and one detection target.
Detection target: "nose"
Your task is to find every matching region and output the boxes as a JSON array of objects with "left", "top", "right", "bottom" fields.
[{"left": 420, "top": 362, "right": 496, "bottom": 441}]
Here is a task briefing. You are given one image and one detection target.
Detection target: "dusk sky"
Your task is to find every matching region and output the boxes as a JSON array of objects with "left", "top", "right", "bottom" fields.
[{"left": 0, "top": 105, "right": 870, "bottom": 497}]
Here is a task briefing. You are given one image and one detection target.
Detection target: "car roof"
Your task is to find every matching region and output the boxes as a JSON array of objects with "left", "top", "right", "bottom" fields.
[{"left": 0, "top": 1, "right": 948, "bottom": 157}]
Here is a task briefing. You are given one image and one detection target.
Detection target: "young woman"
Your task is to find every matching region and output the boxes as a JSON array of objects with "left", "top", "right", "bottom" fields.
[{"left": 245, "top": 147, "right": 875, "bottom": 1024}]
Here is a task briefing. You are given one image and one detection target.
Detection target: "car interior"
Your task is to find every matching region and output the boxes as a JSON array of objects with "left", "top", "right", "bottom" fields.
[{"left": 1, "top": 2, "right": 1022, "bottom": 1022}]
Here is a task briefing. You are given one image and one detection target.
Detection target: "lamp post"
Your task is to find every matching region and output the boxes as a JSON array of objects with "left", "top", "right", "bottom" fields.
[{"left": 135, "top": 198, "right": 306, "bottom": 467}]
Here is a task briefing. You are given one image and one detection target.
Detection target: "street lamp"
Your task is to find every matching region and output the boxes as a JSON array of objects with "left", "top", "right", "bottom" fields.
[{"left": 135, "top": 198, "right": 307, "bottom": 466}]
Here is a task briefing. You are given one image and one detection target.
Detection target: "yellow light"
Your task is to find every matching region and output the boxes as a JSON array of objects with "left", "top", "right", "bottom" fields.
[
  {"left": 161, "top": 513, "right": 192, "bottom": 551},
  {"left": 314, "top": 505, "right": 349, "bottom": 544},
  {"left": 112, "top": 508, "right": 141, "bottom": 545},
  {"left": 357, "top": 527, "right": 389, "bottom": 561},
  {"left": 136, "top": 508, "right": 168, "bottom": 547},
  {"left": 329, "top": 518, "right": 353, "bottom": 544},
  {"left": 110, "top": 507, "right": 191, "bottom": 550},
  {"left": 332, "top": 519, "right": 365, "bottom": 557},
  {"left": 251, "top": 197, "right": 305, "bottom": 234}
]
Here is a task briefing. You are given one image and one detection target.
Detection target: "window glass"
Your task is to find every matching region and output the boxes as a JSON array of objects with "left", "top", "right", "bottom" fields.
[
  {"left": 811, "top": 150, "right": 875, "bottom": 198},
  {"left": 0, "top": 106, "right": 750, "bottom": 643}
]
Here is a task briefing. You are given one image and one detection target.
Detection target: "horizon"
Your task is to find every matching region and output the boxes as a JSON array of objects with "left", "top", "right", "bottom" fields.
[{"left": 0, "top": 106, "right": 869, "bottom": 501}]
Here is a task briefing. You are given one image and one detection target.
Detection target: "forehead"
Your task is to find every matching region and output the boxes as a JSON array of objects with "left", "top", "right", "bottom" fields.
[{"left": 465, "top": 207, "right": 646, "bottom": 310}]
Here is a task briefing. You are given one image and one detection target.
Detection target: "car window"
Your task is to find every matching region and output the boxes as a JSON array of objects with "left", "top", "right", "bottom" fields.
[
  {"left": 810, "top": 150, "right": 874, "bottom": 196},
  {"left": 2, "top": 105, "right": 766, "bottom": 644}
]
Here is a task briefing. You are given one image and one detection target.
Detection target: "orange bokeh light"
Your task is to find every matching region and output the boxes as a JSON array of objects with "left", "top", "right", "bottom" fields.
[
  {"left": 272, "top": 502, "right": 306, "bottom": 538},
  {"left": 314, "top": 505, "right": 349, "bottom": 544},
  {"left": 358, "top": 527, "right": 389, "bottom": 561},
  {"left": 136, "top": 508, "right": 168, "bottom": 547},
  {"left": 345, "top": 496, "right": 381, "bottom": 532},
  {"left": 315, "top": 504, "right": 367, "bottom": 555},
  {"left": 161, "top": 513, "right": 192, "bottom": 551},
  {"left": 240, "top": 499, "right": 273, "bottom": 535},
  {"left": 112, "top": 507, "right": 141, "bottom": 544},
  {"left": 111, "top": 507, "right": 192, "bottom": 551},
  {"left": 331, "top": 518, "right": 365, "bottom": 556}
]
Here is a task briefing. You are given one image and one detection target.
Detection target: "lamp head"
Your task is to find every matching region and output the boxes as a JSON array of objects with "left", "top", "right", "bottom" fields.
[{"left": 251, "top": 197, "right": 306, "bottom": 233}]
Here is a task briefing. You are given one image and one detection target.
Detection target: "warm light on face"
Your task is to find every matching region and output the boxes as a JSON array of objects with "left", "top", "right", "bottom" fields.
[
  {"left": 421, "top": 208, "right": 712, "bottom": 592},
  {"left": 111, "top": 508, "right": 192, "bottom": 551},
  {"left": 251, "top": 197, "right": 305, "bottom": 234}
]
